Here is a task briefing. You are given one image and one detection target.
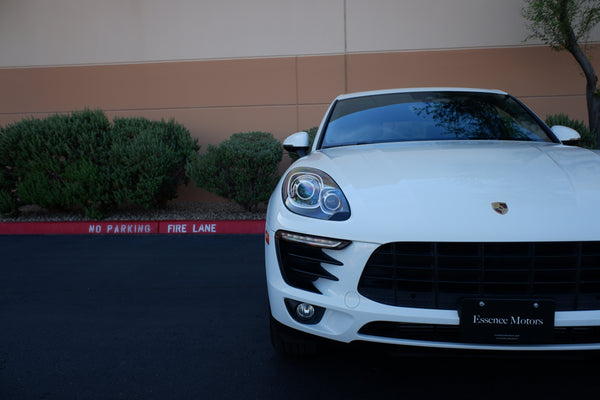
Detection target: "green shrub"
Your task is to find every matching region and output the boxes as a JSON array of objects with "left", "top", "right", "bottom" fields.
[
  {"left": 545, "top": 113, "right": 597, "bottom": 149},
  {"left": 187, "top": 131, "right": 282, "bottom": 211},
  {"left": 0, "top": 125, "right": 17, "bottom": 217},
  {"left": 0, "top": 109, "right": 113, "bottom": 218},
  {"left": 111, "top": 118, "right": 200, "bottom": 209},
  {"left": 0, "top": 168, "right": 18, "bottom": 217},
  {"left": 0, "top": 111, "right": 199, "bottom": 219},
  {"left": 0, "top": 190, "right": 18, "bottom": 218}
]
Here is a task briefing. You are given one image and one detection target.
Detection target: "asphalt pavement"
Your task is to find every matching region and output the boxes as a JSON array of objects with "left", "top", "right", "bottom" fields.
[{"left": 1, "top": 234, "right": 599, "bottom": 400}]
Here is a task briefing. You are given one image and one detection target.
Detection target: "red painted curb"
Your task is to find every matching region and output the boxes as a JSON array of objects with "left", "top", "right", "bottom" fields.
[{"left": 0, "top": 220, "right": 266, "bottom": 235}]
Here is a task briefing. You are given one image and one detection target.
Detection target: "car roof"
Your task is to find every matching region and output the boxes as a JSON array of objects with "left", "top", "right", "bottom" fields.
[{"left": 334, "top": 87, "right": 508, "bottom": 101}]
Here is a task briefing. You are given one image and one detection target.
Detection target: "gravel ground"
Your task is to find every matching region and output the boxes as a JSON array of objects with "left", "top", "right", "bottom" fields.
[{"left": 0, "top": 201, "right": 267, "bottom": 222}]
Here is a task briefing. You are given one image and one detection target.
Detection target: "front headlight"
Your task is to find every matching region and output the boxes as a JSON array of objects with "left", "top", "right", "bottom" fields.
[{"left": 282, "top": 167, "right": 350, "bottom": 221}]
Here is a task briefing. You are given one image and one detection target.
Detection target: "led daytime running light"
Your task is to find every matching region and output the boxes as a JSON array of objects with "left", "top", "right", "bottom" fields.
[{"left": 277, "top": 231, "right": 350, "bottom": 249}]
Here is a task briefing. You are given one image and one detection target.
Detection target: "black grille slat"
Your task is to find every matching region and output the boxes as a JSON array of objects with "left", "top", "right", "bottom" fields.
[
  {"left": 287, "top": 266, "right": 339, "bottom": 281},
  {"left": 276, "top": 236, "right": 343, "bottom": 294},
  {"left": 358, "top": 241, "right": 600, "bottom": 311},
  {"left": 286, "top": 251, "right": 343, "bottom": 266}
]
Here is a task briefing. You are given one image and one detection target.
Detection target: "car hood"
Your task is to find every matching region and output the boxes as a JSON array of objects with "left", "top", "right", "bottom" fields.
[{"left": 283, "top": 141, "right": 600, "bottom": 242}]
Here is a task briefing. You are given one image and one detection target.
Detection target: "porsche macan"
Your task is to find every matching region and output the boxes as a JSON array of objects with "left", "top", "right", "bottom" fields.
[{"left": 265, "top": 88, "right": 600, "bottom": 356}]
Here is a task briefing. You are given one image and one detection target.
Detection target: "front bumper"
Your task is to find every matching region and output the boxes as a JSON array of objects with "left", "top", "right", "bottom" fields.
[{"left": 265, "top": 227, "right": 600, "bottom": 352}]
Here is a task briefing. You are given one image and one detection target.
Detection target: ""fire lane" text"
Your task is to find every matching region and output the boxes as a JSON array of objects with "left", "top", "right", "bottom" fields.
[{"left": 165, "top": 223, "right": 217, "bottom": 234}]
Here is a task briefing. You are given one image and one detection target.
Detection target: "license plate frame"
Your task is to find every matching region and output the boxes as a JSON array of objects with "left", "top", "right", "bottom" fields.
[{"left": 459, "top": 298, "right": 555, "bottom": 345}]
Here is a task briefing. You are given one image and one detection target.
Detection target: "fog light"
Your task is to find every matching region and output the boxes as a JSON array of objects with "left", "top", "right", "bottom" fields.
[
  {"left": 284, "top": 298, "right": 325, "bottom": 325},
  {"left": 296, "top": 303, "right": 315, "bottom": 320}
]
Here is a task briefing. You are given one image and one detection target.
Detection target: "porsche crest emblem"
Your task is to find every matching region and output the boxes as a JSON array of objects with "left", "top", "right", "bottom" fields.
[{"left": 491, "top": 202, "right": 508, "bottom": 215}]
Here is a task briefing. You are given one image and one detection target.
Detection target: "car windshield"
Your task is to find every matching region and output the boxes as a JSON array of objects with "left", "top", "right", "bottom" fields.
[{"left": 320, "top": 91, "right": 555, "bottom": 148}]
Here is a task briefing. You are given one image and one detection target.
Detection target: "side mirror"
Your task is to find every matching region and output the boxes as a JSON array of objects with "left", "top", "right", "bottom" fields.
[
  {"left": 551, "top": 125, "right": 581, "bottom": 145},
  {"left": 283, "top": 131, "right": 310, "bottom": 157}
]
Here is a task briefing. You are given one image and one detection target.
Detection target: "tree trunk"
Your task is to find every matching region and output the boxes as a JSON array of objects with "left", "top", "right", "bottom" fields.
[
  {"left": 587, "top": 85, "right": 600, "bottom": 146},
  {"left": 571, "top": 38, "right": 600, "bottom": 145},
  {"left": 570, "top": 45, "right": 600, "bottom": 146},
  {"left": 559, "top": 0, "right": 600, "bottom": 146}
]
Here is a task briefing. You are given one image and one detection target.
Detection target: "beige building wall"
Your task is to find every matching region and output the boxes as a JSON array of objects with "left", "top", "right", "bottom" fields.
[
  {"left": 0, "top": 0, "right": 554, "bottom": 67},
  {"left": 1, "top": 0, "right": 599, "bottom": 201}
]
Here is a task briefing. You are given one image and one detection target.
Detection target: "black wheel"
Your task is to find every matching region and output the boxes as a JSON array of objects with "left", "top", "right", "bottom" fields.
[{"left": 269, "top": 314, "right": 319, "bottom": 357}]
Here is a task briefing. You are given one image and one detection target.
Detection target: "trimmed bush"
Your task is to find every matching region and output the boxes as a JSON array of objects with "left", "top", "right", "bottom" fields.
[
  {"left": 545, "top": 113, "right": 597, "bottom": 149},
  {"left": 187, "top": 131, "right": 282, "bottom": 211},
  {"left": 0, "top": 111, "right": 199, "bottom": 219},
  {"left": 111, "top": 118, "right": 200, "bottom": 209},
  {"left": 0, "top": 109, "right": 113, "bottom": 218},
  {"left": 0, "top": 168, "right": 18, "bottom": 217},
  {"left": 0, "top": 124, "right": 17, "bottom": 217}
]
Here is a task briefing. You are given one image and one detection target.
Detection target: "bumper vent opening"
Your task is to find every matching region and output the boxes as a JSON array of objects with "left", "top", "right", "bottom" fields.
[{"left": 275, "top": 231, "right": 347, "bottom": 294}]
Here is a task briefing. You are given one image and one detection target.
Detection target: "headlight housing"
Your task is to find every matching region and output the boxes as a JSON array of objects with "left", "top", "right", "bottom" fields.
[{"left": 282, "top": 167, "right": 350, "bottom": 221}]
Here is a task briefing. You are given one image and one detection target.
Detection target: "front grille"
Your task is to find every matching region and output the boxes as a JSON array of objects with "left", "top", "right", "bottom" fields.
[
  {"left": 359, "top": 322, "right": 600, "bottom": 345},
  {"left": 357, "top": 242, "right": 600, "bottom": 311},
  {"left": 275, "top": 235, "right": 343, "bottom": 294}
]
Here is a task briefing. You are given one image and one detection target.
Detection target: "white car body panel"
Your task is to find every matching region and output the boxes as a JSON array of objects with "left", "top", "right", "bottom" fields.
[
  {"left": 274, "top": 141, "right": 600, "bottom": 243},
  {"left": 266, "top": 88, "right": 600, "bottom": 352},
  {"left": 266, "top": 235, "right": 600, "bottom": 350}
]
